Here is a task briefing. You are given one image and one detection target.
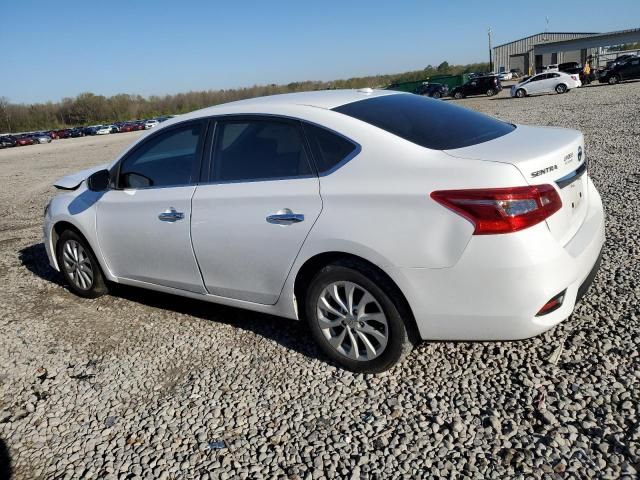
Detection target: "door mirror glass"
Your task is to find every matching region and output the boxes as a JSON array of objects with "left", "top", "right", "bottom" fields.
[{"left": 87, "top": 169, "right": 110, "bottom": 192}]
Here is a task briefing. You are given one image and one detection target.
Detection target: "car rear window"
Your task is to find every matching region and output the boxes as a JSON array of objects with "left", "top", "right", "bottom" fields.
[{"left": 332, "top": 93, "right": 515, "bottom": 150}]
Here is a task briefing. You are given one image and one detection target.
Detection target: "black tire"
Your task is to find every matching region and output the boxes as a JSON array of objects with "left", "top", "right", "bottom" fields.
[
  {"left": 486, "top": 88, "right": 496, "bottom": 96},
  {"left": 515, "top": 88, "right": 526, "bottom": 98},
  {"left": 453, "top": 91, "right": 464, "bottom": 99},
  {"left": 432, "top": 91, "right": 441, "bottom": 99},
  {"left": 608, "top": 75, "right": 619, "bottom": 85},
  {"left": 555, "top": 83, "right": 567, "bottom": 94},
  {"left": 56, "top": 229, "right": 108, "bottom": 298},
  {"left": 304, "top": 260, "right": 416, "bottom": 373}
]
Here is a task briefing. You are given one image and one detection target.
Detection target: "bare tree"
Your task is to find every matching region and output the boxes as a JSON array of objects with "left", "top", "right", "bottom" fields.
[{"left": 0, "top": 97, "right": 11, "bottom": 133}]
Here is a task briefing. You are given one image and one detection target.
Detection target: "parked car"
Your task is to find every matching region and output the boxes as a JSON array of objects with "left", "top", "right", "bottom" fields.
[
  {"left": 511, "top": 72, "right": 581, "bottom": 98},
  {"left": 135, "top": 122, "right": 146, "bottom": 131},
  {"left": 510, "top": 68, "right": 522, "bottom": 78},
  {"left": 69, "top": 128, "right": 85, "bottom": 138},
  {"left": 119, "top": 123, "right": 136, "bottom": 133},
  {"left": 145, "top": 119, "right": 160, "bottom": 129},
  {"left": 0, "top": 135, "right": 17, "bottom": 148},
  {"left": 16, "top": 135, "right": 35, "bottom": 146},
  {"left": 605, "top": 54, "right": 637, "bottom": 69},
  {"left": 558, "top": 62, "right": 580, "bottom": 71},
  {"left": 598, "top": 56, "right": 640, "bottom": 85},
  {"left": 543, "top": 64, "right": 559, "bottom": 72},
  {"left": 108, "top": 125, "right": 120, "bottom": 134},
  {"left": 498, "top": 71, "right": 513, "bottom": 81},
  {"left": 32, "top": 132, "right": 53, "bottom": 144},
  {"left": 450, "top": 76, "right": 502, "bottom": 99},
  {"left": 95, "top": 126, "right": 112, "bottom": 135},
  {"left": 44, "top": 89, "right": 604, "bottom": 372},
  {"left": 416, "top": 82, "right": 449, "bottom": 99},
  {"left": 562, "top": 67, "right": 596, "bottom": 85},
  {"left": 83, "top": 126, "right": 99, "bottom": 136},
  {"left": 55, "top": 129, "right": 71, "bottom": 139}
]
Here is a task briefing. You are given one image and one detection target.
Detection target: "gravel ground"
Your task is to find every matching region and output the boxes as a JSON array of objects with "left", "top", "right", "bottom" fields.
[{"left": 0, "top": 83, "right": 638, "bottom": 480}]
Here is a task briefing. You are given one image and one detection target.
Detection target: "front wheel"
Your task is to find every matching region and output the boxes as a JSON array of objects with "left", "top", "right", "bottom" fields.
[
  {"left": 56, "top": 230, "right": 109, "bottom": 298},
  {"left": 305, "top": 260, "right": 415, "bottom": 373},
  {"left": 555, "top": 84, "right": 567, "bottom": 94},
  {"left": 515, "top": 88, "right": 526, "bottom": 98},
  {"left": 453, "top": 91, "right": 464, "bottom": 99},
  {"left": 432, "top": 91, "right": 441, "bottom": 99},
  {"left": 608, "top": 75, "right": 620, "bottom": 85}
]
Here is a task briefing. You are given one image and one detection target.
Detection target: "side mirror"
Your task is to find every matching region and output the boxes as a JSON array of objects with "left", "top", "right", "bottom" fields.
[{"left": 87, "top": 169, "right": 110, "bottom": 192}]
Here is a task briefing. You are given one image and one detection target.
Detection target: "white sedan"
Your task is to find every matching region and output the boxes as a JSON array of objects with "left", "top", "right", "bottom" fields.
[
  {"left": 43, "top": 89, "right": 604, "bottom": 372},
  {"left": 144, "top": 119, "right": 159, "bottom": 129},
  {"left": 95, "top": 126, "right": 112, "bottom": 135},
  {"left": 511, "top": 72, "right": 581, "bottom": 98}
]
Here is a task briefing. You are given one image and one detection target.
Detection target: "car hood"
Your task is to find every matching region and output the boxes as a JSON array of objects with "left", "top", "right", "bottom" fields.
[{"left": 53, "top": 163, "right": 108, "bottom": 190}]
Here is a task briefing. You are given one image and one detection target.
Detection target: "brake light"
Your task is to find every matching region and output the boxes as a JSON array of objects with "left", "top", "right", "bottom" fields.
[
  {"left": 430, "top": 185, "right": 562, "bottom": 234},
  {"left": 571, "top": 75, "right": 578, "bottom": 81},
  {"left": 536, "top": 290, "right": 566, "bottom": 316}
]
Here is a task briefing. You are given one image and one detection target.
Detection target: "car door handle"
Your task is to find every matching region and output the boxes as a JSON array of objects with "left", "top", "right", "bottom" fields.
[
  {"left": 266, "top": 208, "right": 304, "bottom": 225},
  {"left": 158, "top": 207, "right": 185, "bottom": 222}
]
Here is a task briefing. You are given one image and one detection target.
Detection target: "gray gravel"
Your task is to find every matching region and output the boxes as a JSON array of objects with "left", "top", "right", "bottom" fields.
[{"left": 0, "top": 83, "right": 639, "bottom": 479}]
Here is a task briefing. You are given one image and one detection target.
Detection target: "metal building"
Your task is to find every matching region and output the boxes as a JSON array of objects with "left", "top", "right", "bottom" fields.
[{"left": 493, "top": 32, "right": 598, "bottom": 75}]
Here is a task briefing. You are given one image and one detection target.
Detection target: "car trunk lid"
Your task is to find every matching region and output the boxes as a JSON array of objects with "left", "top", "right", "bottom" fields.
[{"left": 444, "top": 125, "right": 588, "bottom": 245}]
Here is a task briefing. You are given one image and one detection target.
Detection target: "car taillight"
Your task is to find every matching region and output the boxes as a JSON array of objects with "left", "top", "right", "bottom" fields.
[
  {"left": 536, "top": 290, "right": 566, "bottom": 316},
  {"left": 571, "top": 75, "right": 578, "bottom": 81},
  {"left": 430, "top": 185, "right": 562, "bottom": 235}
]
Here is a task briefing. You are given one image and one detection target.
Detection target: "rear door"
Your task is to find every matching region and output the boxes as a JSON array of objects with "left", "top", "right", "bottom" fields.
[
  {"left": 190, "top": 116, "right": 322, "bottom": 304},
  {"left": 625, "top": 58, "right": 640, "bottom": 79}
]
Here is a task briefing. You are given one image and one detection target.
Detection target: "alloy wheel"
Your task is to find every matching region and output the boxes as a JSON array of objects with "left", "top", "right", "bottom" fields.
[
  {"left": 316, "top": 281, "right": 388, "bottom": 361},
  {"left": 62, "top": 239, "right": 94, "bottom": 290}
]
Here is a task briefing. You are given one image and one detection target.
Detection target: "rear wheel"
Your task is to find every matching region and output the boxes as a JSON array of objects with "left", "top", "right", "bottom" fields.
[
  {"left": 608, "top": 75, "right": 620, "bottom": 85},
  {"left": 305, "top": 260, "right": 416, "bottom": 373},
  {"left": 56, "top": 230, "right": 108, "bottom": 298},
  {"left": 486, "top": 88, "right": 496, "bottom": 96},
  {"left": 515, "top": 88, "right": 526, "bottom": 98},
  {"left": 453, "top": 91, "right": 464, "bottom": 99},
  {"left": 432, "top": 91, "right": 441, "bottom": 99},
  {"left": 555, "top": 83, "right": 567, "bottom": 94}
]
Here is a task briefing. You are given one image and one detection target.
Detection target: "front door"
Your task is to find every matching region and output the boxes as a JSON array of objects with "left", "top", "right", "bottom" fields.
[
  {"left": 191, "top": 117, "right": 322, "bottom": 304},
  {"left": 96, "top": 120, "right": 208, "bottom": 293}
]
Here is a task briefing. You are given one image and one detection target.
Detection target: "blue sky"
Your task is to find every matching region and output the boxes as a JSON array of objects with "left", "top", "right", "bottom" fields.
[{"left": 2, "top": 0, "right": 639, "bottom": 104}]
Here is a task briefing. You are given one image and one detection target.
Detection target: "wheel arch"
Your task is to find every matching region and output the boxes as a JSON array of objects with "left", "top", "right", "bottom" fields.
[
  {"left": 50, "top": 220, "right": 112, "bottom": 279},
  {"left": 292, "top": 251, "right": 420, "bottom": 342}
]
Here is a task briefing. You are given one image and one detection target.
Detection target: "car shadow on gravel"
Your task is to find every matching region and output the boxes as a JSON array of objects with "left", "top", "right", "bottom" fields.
[
  {"left": 0, "top": 438, "right": 12, "bottom": 480},
  {"left": 19, "top": 242, "right": 328, "bottom": 365}
]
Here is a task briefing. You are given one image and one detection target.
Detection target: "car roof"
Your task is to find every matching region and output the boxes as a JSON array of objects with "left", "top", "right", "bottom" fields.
[{"left": 181, "top": 89, "right": 401, "bottom": 118}]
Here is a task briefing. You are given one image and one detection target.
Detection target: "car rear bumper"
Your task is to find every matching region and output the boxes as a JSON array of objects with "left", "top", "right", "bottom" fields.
[{"left": 390, "top": 177, "right": 605, "bottom": 341}]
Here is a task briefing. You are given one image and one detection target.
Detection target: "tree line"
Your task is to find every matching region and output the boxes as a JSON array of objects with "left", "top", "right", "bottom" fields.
[{"left": 0, "top": 61, "right": 489, "bottom": 133}]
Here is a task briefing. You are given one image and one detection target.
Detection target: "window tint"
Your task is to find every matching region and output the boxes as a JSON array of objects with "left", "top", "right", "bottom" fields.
[
  {"left": 119, "top": 122, "right": 204, "bottom": 188},
  {"left": 212, "top": 119, "right": 312, "bottom": 182},
  {"left": 333, "top": 94, "right": 515, "bottom": 150},
  {"left": 303, "top": 123, "right": 357, "bottom": 173}
]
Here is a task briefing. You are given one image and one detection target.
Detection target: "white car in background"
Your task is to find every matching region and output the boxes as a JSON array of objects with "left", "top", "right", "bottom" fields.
[
  {"left": 144, "top": 119, "right": 159, "bottom": 129},
  {"left": 95, "top": 126, "right": 112, "bottom": 135},
  {"left": 498, "top": 71, "right": 513, "bottom": 81},
  {"left": 511, "top": 72, "right": 581, "bottom": 98},
  {"left": 43, "top": 89, "right": 604, "bottom": 372}
]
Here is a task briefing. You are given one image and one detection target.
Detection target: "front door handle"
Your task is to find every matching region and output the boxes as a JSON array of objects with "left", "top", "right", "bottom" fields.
[
  {"left": 158, "top": 207, "right": 185, "bottom": 222},
  {"left": 266, "top": 208, "right": 304, "bottom": 225}
]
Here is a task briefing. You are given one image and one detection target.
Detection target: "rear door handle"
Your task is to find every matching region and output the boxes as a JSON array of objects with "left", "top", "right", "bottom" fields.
[
  {"left": 266, "top": 208, "right": 304, "bottom": 225},
  {"left": 158, "top": 207, "right": 184, "bottom": 222}
]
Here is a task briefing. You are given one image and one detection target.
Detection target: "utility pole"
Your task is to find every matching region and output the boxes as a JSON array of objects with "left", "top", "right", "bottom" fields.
[{"left": 488, "top": 27, "right": 493, "bottom": 73}]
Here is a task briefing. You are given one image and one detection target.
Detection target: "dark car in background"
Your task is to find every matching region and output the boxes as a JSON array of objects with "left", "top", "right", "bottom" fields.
[
  {"left": 599, "top": 56, "right": 640, "bottom": 85},
  {"left": 82, "top": 126, "right": 99, "bottom": 136},
  {"left": 416, "top": 82, "right": 449, "bottom": 99},
  {"left": 450, "top": 75, "right": 502, "bottom": 99},
  {"left": 0, "top": 135, "right": 17, "bottom": 148}
]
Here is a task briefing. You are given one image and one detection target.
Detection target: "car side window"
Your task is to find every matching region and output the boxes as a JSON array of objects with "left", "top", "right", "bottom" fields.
[
  {"left": 303, "top": 123, "right": 357, "bottom": 174},
  {"left": 118, "top": 121, "right": 205, "bottom": 189},
  {"left": 552, "top": 73, "right": 561, "bottom": 78},
  {"left": 631, "top": 59, "right": 640, "bottom": 66},
  {"left": 211, "top": 119, "right": 312, "bottom": 182}
]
